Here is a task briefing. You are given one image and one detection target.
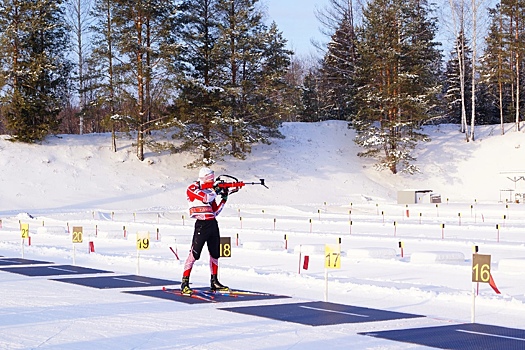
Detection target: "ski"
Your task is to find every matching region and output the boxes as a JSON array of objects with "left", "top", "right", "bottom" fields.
[
  {"left": 203, "top": 290, "right": 239, "bottom": 298},
  {"left": 207, "top": 289, "right": 274, "bottom": 296},
  {"left": 162, "top": 287, "right": 216, "bottom": 302}
]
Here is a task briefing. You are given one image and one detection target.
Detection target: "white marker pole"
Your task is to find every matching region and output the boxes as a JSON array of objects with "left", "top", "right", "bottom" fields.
[
  {"left": 73, "top": 245, "right": 76, "bottom": 265},
  {"left": 324, "top": 269, "right": 328, "bottom": 302},
  {"left": 136, "top": 250, "right": 140, "bottom": 276},
  {"left": 471, "top": 283, "right": 476, "bottom": 323}
]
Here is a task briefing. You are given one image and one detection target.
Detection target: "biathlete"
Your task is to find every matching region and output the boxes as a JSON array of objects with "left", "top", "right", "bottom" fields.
[{"left": 180, "top": 167, "right": 230, "bottom": 295}]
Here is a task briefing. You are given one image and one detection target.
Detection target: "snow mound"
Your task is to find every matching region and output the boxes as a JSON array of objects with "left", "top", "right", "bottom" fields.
[
  {"left": 498, "top": 258, "right": 525, "bottom": 274},
  {"left": 346, "top": 247, "right": 397, "bottom": 259},
  {"left": 36, "top": 226, "right": 68, "bottom": 235},
  {"left": 243, "top": 241, "right": 284, "bottom": 250},
  {"left": 96, "top": 230, "right": 127, "bottom": 240},
  {"left": 410, "top": 251, "right": 465, "bottom": 264},
  {"left": 293, "top": 244, "right": 325, "bottom": 254}
]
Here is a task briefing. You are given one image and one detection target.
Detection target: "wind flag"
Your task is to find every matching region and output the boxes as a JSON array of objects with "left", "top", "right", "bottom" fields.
[{"left": 489, "top": 274, "right": 501, "bottom": 294}]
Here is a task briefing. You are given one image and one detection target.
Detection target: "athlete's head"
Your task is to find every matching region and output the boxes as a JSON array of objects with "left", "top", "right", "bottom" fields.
[{"left": 198, "top": 167, "right": 214, "bottom": 184}]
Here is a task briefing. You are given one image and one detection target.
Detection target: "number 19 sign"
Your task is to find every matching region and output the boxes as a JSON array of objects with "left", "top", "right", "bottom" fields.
[{"left": 136, "top": 231, "right": 150, "bottom": 276}]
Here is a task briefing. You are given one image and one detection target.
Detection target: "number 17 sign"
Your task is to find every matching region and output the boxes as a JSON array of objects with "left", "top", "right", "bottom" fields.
[
  {"left": 324, "top": 243, "right": 341, "bottom": 302},
  {"left": 325, "top": 244, "right": 341, "bottom": 269}
]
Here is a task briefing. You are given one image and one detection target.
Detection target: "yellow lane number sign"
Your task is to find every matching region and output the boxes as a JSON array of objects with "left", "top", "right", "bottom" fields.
[
  {"left": 72, "top": 226, "right": 83, "bottom": 243},
  {"left": 472, "top": 254, "right": 491, "bottom": 283},
  {"left": 325, "top": 244, "right": 341, "bottom": 269},
  {"left": 136, "top": 232, "right": 150, "bottom": 250},
  {"left": 220, "top": 237, "right": 231, "bottom": 258},
  {"left": 20, "top": 223, "right": 29, "bottom": 239}
]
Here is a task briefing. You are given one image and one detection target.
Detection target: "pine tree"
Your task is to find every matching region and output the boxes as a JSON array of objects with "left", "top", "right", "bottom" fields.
[
  {"left": 353, "top": 0, "right": 441, "bottom": 174},
  {"left": 172, "top": 0, "right": 291, "bottom": 167},
  {"left": 88, "top": 0, "right": 121, "bottom": 150},
  {"left": 105, "top": 0, "right": 178, "bottom": 160},
  {"left": 480, "top": 3, "right": 520, "bottom": 134},
  {"left": 443, "top": 32, "right": 472, "bottom": 125},
  {"left": 170, "top": 0, "right": 223, "bottom": 167},
  {"left": 0, "top": 0, "right": 72, "bottom": 142},
  {"left": 319, "top": 10, "right": 357, "bottom": 121},
  {"left": 301, "top": 69, "right": 323, "bottom": 122},
  {"left": 499, "top": 0, "right": 525, "bottom": 132}
]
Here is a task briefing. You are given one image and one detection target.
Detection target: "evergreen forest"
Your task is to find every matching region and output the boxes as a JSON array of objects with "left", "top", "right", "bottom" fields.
[{"left": 0, "top": 0, "right": 523, "bottom": 173}]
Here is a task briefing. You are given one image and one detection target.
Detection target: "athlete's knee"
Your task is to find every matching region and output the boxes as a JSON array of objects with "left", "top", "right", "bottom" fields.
[{"left": 192, "top": 248, "right": 202, "bottom": 260}]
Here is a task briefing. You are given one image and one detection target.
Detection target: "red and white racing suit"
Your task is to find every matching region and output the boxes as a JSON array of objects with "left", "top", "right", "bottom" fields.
[
  {"left": 187, "top": 182, "right": 226, "bottom": 220},
  {"left": 183, "top": 181, "right": 227, "bottom": 278}
]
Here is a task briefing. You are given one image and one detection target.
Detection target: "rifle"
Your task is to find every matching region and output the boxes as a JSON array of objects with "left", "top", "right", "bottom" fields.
[{"left": 200, "top": 174, "right": 269, "bottom": 194}]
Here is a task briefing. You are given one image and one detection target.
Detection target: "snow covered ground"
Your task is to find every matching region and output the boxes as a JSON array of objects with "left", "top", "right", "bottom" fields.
[{"left": 1, "top": 121, "right": 525, "bottom": 349}]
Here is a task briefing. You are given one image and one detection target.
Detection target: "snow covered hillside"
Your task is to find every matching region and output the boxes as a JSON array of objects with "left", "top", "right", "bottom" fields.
[
  {"left": 1, "top": 121, "right": 525, "bottom": 350},
  {"left": 1, "top": 121, "right": 524, "bottom": 216}
]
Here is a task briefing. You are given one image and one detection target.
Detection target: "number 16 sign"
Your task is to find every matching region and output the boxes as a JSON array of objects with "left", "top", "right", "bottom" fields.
[{"left": 471, "top": 253, "right": 491, "bottom": 323}]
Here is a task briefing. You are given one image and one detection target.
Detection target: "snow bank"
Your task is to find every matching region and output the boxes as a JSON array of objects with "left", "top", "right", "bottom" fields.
[
  {"left": 36, "top": 226, "right": 68, "bottom": 235},
  {"left": 498, "top": 258, "right": 525, "bottom": 274},
  {"left": 293, "top": 244, "right": 325, "bottom": 254},
  {"left": 410, "top": 251, "right": 465, "bottom": 264},
  {"left": 96, "top": 230, "right": 127, "bottom": 239},
  {"left": 346, "top": 247, "right": 397, "bottom": 259},
  {"left": 243, "top": 241, "right": 284, "bottom": 250}
]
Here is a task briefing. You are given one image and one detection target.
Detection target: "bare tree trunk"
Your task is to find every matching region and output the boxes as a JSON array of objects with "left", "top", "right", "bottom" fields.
[
  {"left": 136, "top": 4, "right": 145, "bottom": 161},
  {"left": 469, "top": 0, "right": 477, "bottom": 141},
  {"left": 449, "top": 0, "right": 469, "bottom": 141},
  {"left": 498, "top": 10, "right": 504, "bottom": 135},
  {"left": 65, "top": 0, "right": 93, "bottom": 135}
]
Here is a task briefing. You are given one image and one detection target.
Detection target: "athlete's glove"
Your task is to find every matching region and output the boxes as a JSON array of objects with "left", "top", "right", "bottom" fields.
[{"left": 221, "top": 188, "right": 229, "bottom": 201}]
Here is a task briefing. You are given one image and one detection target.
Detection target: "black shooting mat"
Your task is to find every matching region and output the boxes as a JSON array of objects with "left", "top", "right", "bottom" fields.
[
  {"left": 0, "top": 264, "right": 111, "bottom": 276},
  {"left": 0, "top": 258, "right": 54, "bottom": 266},
  {"left": 359, "top": 322, "right": 525, "bottom": 350},
  {"left": 52, "top": 274, "right": 176, "bottom": 289},
  {"left": 220, "top": 301, "right": 424, "bottom": 326}
]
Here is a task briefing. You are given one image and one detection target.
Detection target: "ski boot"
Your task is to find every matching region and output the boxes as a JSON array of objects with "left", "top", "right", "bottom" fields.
[
  {"left": 210, "top": 274, "right": 229, "bottom": 292},
  {"left": 180, "top": 276, "right": 192, "bottom": 296}
]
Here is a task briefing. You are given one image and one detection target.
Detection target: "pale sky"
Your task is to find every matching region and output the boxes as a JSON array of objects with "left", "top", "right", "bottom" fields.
[{"left": 264, "top": 0, "right": 329, "bottom": 57}]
